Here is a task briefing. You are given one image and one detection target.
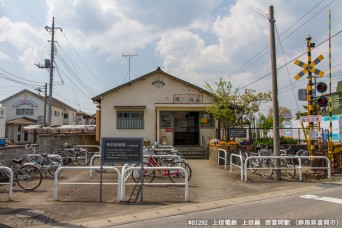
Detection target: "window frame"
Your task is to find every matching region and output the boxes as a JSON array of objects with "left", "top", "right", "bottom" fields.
[{"left": 116, "top": 111, "right": 144, "bottom": 129}]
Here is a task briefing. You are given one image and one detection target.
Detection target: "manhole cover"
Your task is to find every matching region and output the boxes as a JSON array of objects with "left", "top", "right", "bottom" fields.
[{"left": 15, "top": 209, "right": 44, "bottom": 218}]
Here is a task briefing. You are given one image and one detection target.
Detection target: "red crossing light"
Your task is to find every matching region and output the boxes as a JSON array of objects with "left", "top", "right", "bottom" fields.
[
  {"left": 317, "top": 96, "right": 328, "bottom": 107},
  {"left": 317, "top": 82, "right": 327, "bottom": 93}
]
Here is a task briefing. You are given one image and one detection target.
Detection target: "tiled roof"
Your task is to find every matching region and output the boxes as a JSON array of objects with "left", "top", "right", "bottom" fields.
[{"left": 6, "top": 117, "right": 37, "bottom": 125}]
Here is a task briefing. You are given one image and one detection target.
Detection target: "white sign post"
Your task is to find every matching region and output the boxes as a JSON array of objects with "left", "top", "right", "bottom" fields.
[{"left": 0, "top": 107, "right": 6, "bottom": 138}]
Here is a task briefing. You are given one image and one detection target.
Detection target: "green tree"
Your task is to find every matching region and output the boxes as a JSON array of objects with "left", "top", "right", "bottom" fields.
[
  {"left": 258, "top": 114, "right": 273, "bottom": 136},
  {"left": 205, "top": 78, "right": 272, "bottom": 139}
]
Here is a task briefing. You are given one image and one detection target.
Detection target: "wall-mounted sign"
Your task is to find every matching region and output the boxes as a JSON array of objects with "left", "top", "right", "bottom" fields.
[
  {"left": 165, "top": 128, "right": 173, "bottom": 132},
  {"left": 173, "top": 94, "right": 203, "bottom": 104},
  {"left": 12, "top": 100, "right": 38, "bottom": 107},
  {"left": 101, "top": 137, "right": 143, "bottom": 163}
]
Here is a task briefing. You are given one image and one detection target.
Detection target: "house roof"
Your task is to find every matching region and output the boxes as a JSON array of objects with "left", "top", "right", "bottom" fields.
[
  {"left": 0, "top": 89, "right": 77, "bottom": 111},
  {"left": 6, "top": 117, "right": 37, "bottom": 125},
  {"left": 92, "top": 67, "right": 212, "bottom": 103}
]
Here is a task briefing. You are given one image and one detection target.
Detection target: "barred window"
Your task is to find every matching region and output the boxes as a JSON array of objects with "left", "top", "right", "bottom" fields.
[
  {"left": 160, "top": 111, "right": 172, "bottom": 128},
  {"left": 16, "top": 108, "right": 34, "bottom": 115},
  {"left": 117, "top": 111, "right": 144, "bottom": 129}
]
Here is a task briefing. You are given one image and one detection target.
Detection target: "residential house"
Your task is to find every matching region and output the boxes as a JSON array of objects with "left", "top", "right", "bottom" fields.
[{"left": 0, "top": 89, "right": 77, "bottom": 143}]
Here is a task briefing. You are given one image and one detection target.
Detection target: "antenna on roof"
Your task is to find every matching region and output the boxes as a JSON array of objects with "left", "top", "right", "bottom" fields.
[{"left": 122, "top": 53, "right": 138, "bottom": 82}]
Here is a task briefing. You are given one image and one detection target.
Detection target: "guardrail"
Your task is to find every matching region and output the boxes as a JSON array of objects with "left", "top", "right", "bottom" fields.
[
  {"left": 229, "top": 153, "right": 244, "bottom": 180},
  {"left": 121, "top": 166, "right": 189, "bottom": 202},
  {"left": 53, "top": 166, "right": 121, "bottom": 203},
  {"left": 297, "top": 156, "right": 331, "bottom": 180},
  {"left": 0, "top": 166, "right": 13, "bottom": 200},
  {"left": 244, "top": 155, "right": 331, "bottom": 182},
  {"left": 217, "top": 149, "right": 228, "bottom": 170}
]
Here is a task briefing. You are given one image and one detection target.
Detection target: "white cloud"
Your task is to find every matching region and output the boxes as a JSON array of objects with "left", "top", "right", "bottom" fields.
[
  {"left": 19, "top": 48, "right": 41, "bottom": 72},
  {"left": 0, "top": 51, "right": 11, "bottom": 60},
  {"left": 0, "top": 16, "right": 40, "bottom": 50}
]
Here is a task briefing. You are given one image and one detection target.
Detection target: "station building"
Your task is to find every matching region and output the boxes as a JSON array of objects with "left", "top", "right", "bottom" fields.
[{"left": 92, "top": 67, "right": 217, "bottom": 147}]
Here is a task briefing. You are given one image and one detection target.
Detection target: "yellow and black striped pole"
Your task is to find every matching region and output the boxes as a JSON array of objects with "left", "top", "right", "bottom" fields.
[
  {"left": 328, "top": 9, "right": 334, "bottom": 168},
  {"left": 329, "top": 10, "right": 332, "bottom": 144},
  {"left": 306, "top": 35, "right": 314, "bottom": 154}
]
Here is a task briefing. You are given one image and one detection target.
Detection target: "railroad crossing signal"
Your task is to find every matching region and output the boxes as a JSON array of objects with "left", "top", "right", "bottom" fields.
[{"left": 294, "top": 54, "right": 325, "bottom": 80}]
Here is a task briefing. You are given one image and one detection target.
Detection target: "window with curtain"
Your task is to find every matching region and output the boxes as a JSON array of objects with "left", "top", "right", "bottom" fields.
[{"left": 117, "top": 111, "right": 144, "bottom": 129}]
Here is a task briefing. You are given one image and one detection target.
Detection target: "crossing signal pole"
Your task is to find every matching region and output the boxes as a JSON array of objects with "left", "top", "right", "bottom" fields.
[
  {"left": 294, "top": 36, "right": 325, "bottom": 154},
  {"left": 307, "top": 36, "right": 315, "bottom": 153}
]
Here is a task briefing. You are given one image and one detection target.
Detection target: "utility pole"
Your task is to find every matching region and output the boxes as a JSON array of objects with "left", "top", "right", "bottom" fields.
[
  {"left": 43, "top": 83, "right": 47, "bottom": 125},
  {"left": 122, "top": 53, "right": 138, "bottom": 82},
  {"left": 269, "top": 5, "right": 281, "bottom": 180},
  {"left": 35, "top": 82, "right": 47, "bottom": 125},
  {"left": 38, "top": 17, "right": 61, "bottom": 125}
]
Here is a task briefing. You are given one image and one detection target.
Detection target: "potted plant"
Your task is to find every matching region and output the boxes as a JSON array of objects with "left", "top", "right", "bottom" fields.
[{"left": 144, "top": 139, "right": 151, "bottom": 147}]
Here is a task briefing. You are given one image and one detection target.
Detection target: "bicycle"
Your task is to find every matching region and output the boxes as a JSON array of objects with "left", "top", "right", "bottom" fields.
[
  {"left": 248, "top": 146, "right": 274, "bottom": 179},
  {"left": 131, "top": 152, "right": 191, "bottom": 183},
  {"left": 280, "top": 146, "right": 296, "bottom": 179},
  {"left": 9, "top": 145, "right": 62, "bottom": 177},
  {"left": 0, "top": 153, "right": 42, "bottom": 190},
  {"left": 295, "top": 149, "right": 309, "bottom": 166},
  {"left": 55, "top": 143, "right": 92, "bottom": 166}
]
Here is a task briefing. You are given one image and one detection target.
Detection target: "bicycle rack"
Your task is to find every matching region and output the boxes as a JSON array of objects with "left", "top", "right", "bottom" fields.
[
  {"left": 243, "top": 155, "right": 331, "bottom": 182},
  {"left": 121, "top": 166, "right": 188, "bottom": 202},
  {"left": 0, "top": 166, "right": 13, "bottom": 200}
]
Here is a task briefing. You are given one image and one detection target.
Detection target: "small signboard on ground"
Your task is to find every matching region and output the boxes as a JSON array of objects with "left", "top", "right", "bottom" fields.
[
  {"left": 101, "top": 137, "right": 143, "bottom": 163},
  {"left": 229, "top": 128, "right": 247, "bottom": 138}
]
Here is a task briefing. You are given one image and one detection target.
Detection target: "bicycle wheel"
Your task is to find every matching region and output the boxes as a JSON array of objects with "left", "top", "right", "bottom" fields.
[
  {"left": 169, "top": 161, "right": 192, "bottom": 183},
  {"left": 76, "top": 150, "right": 91, "bottom": 166},
  {"left": 56, "top": 152, "right": 69, "bottom": 166},
  {"left": 301, "top": 150, "right": 309, "bottom": 166},
  {"left": 131, "top": 162, "right": 155, "bottom": 183},
  {"left": 16, "top": 165, "right": 42, "bottom": 190},
  {"left": 261, "top": 159, "right": 274, "bottom": 179},
  {"left": 249, "top": 158, "right": 258, "bottom": 173},
  {"left": 286, "top": 159, "right": 296, "bottom": 179},
  {"left": 91, "top": 156, "right": 105, "bottom": 173},
  {"left": 47, "top": 156, "right": 63, "bottom": 176}
]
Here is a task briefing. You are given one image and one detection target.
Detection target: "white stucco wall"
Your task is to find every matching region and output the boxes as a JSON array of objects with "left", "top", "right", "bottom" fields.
[
  {"left": 1, "top": 91, "right": 45, "bottom": 122},
  {"left": 0, "top": 91, "right": 77, "bottom": 126}
]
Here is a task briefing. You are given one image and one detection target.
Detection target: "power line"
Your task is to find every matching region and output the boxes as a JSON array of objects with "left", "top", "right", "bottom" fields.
[
  {"left": 230, "top": 0, "right": 334, "bottom": 80},
  {"left": 275, "top": 23, "right": 300, "bottom": 111},
  {"left": 61, "top": 31, "right": 108, "bottom": 91},
  {"left": 237, "top": 0, "right": 268, "bottom": 19},
  {"left": 240, "top": 30, "right": 342, "bottom": 90}
]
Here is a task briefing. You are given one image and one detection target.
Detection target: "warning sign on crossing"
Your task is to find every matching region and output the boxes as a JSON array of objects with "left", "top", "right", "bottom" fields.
[{"left": 300, "top": 115, "right": 321, "bottom": 123}]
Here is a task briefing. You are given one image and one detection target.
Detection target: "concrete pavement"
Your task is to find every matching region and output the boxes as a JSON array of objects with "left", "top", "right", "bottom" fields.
[{"left": 0, "top": 159, "right": 340, "bottom": 228}]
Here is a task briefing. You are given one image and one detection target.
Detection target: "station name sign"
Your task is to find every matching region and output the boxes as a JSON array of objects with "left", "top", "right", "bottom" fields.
[{"left": 101, "top": 137, "right": 143, "bottom": 163}]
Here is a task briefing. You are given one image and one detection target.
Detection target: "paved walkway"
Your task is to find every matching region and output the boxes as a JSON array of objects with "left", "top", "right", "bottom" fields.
[{"left": 0, "top": 159, "right": 339, "bottom": 227}]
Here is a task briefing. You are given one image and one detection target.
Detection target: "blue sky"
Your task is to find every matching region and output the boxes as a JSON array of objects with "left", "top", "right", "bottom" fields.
[{"left": 0, "top": 0, "right": 341, "bottom": 116}]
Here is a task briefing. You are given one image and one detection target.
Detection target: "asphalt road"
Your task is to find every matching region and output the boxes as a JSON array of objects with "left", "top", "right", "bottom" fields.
[{"left": 109, "top": 182, "right": 342, "bottom": 228}]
